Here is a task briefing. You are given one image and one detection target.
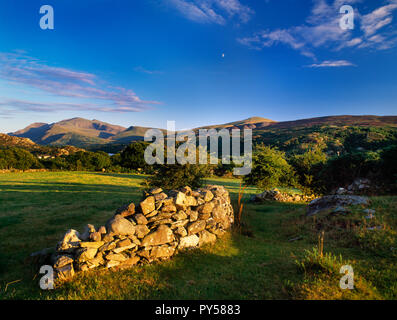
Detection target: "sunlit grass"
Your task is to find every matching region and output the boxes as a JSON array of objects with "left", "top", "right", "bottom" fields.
[{"left": 0, "top": 171, "right": 396, "bottom": 300}]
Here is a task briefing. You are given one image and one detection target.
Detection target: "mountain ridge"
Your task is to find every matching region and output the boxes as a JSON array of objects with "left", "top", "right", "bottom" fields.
[{"left": 9, "top": 115, "right": 397, "bottom": 149}]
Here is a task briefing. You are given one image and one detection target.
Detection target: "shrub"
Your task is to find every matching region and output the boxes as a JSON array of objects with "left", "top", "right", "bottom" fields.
[
  {"left": 146, "top": 163, "right": 211, "bottom": 190},
  {"left": 120, "top": 141, "right": 150, "bottom": 172},
  {"left": 0, "top": 147, "right": 43, "bottom": 170},
  {"left": 290, "top": 148, "right": 327, "bottom": 193},
  {"left": 244, "top": 145, "right": 297, "bottom": 190},
  {"left": 317, "top": 151, "right": 380, "bottom": 193}
]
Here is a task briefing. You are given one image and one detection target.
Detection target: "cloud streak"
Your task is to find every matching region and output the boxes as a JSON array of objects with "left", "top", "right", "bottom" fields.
[
  {"left": 167, "top": 0, "right": 254, "bottom": 25},
  {"left": 238, "top": 0, "right": 397, "bottom": 66},
  {"left": 0, "top": 52, "right": 161, "bottom": 115},
  {"left": 307, "top": 60, "right": 356, "bottom": 67}
]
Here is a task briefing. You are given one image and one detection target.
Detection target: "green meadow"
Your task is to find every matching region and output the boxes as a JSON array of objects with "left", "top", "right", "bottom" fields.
[{"left": 0, "top": 172, "right": 396, "bottom": 300}]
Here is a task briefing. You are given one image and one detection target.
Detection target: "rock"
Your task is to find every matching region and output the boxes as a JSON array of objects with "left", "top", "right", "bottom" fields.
[
  {"left": 154, "top": 192, "right": 167, "bottom": 201},
  {"left": 134, "top": 213, "right": 148, "bottom": 225},
  {"left": 198, "top": 230, "right": 217, "bottom": 246},
  {"left": 55, "top": 263, "right": 75, "bottom": 280},
  {"left": 76, "top": 248, "right": 98, "bottom": 263},
  {"left": 178, "top": 235, "right": 199, "bottom": 249},
  {"left": 98, "top": 226, "right": 106, "bottom": 234},
  {"left": 172, "top": 211, "right": 187, "bottom": 220},
  {"left": 105, "top": 253, "right": 127, "bottom": 262},
  {"left": 175, "top": 226, "right": 188, "bottom": 237},
  {"left": 115, "top": 202, "right": 135, "bottom": 218},
  {"left": 150, "top": 219, "right": 173, "bottom": 227},
  {"left": 57, "top": 229, "right": 81, "bottom": 253},
  {"left": 189, "top": 210, "right": 198, "bottom": 222},
  {"left": 336, "top": 187, "right": 348, "bottom": 195},
  {"left": 89, "top": 231, "right": 102, "bottom": 242},
  {"left": 86, "top": 252, "right": 104, "bottom": 268},
  {"left": 128, "top": 235, "right": 142, "bottom": 246},
  {"left": 175, "top": 192, "right": 186, "bottom": 206},
  {"left": 198, "top": 202, "right": 215, "bottom": 215},
  {"left": 106, "top": 215, "right": 136, "bottom": 236},
  {"left": 161, "top": 204, "right": 177, "bottom": 213},
  {"left": 53, "top": 255, "right": 74, "bottom": 268},
  {"left": 106, "top": 260, "right": 120, "bottom": 268},
  {"left": 150, "top": 187, "right": 163, "bottom": 194},
  {"left": 135, "top": 225, "right": 150, "bottom": 238},
  {"left": 170, "top": 219, "right": 189, "bottom": 229},
  {"left": 98, "top": 241, "right": 117, "bottom": 252},
  {"left": 307, "top": 195, "right": 370, "bottom": 216},
  {"left": 80, "top": 241, "right": 105, "bottom": 249},
  {"left": 203, "top": 190, "right": 214, "bottom": 202},
  {"left": 199, "top": 211, "right": 211, "bottom": 220},
  {"left": 140, "top": 196, "right": 155, "bottom": 215},
  {"left": 113, "top": 244, "right": 136, "bottom": 254},
  {"left": 332, "top": 206, "right": 350, "bottom": 215},
  {"left": 102, "top": 234, "right": 114, "bottom": 243},
  {"left": 180, "top": 186, "right": 192, "bottom": 194},
  {"left": 117, "top": 238, "right": 132, "bottom": 247},
  {"left": 146, "top": 210, "right": 158, "bottom": 218},
  {"left": 137, "top": 249, "right": 151, "bottom": 260},
  {"left": 141, "top": 225, "right": 175, "bottom": 247},
  {"left": 188, "top": 220, "right": 206, "bottom": 235},
  {"left": 185, "top": 196, "right": 198, "bottom": 206},
  {"left": 80, "top": 224, "right": 96, "bottom": 241}
]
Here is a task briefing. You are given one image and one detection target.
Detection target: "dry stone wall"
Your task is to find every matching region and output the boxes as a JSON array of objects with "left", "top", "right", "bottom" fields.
[{"left": 43, "top": 185, "right": 234, "bottom": 282}]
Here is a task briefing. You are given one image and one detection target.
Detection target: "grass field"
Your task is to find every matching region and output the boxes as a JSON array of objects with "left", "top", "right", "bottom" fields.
[{"left": 0, "top": 172, "right": 396, "bottom": 300}]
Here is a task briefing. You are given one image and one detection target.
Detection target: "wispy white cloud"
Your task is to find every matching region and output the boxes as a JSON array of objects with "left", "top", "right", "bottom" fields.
[
  {"left": 238, "top": 0, "right": 397, "bottom": 66},
  {"left": 307, "top": 60, "right": 356, "bottom": 67},
  {"left": 0, "top": 52, "right": 161, "bottom": 115},
  {"left": 167, "top": 0, "right": 253, "bottom": 25}
]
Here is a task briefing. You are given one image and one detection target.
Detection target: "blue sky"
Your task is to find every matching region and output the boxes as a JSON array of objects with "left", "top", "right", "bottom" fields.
[{"left": 0, "top": 0, "right": 396, "bottom": 132}]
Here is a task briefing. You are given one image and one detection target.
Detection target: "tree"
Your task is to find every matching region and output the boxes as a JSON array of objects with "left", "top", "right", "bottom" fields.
[
  {"left": 146, "top": 163, "right": 211, "bottom": 190},
  {"left": 244, "top": 145, "right": 297, "bottom": 190},
  {"left": 0, "top": 147, "right": 42, "bottom": 170},
  {"left": 290, "top": 148, "right": 327, "bottom": 193},
  {"left": 120, "top": 142, "right": 150, "bottom": 172}
]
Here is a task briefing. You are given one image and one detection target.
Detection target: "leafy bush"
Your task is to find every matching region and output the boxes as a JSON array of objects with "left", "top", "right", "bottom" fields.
[
  {"left": 146, "top": 163, "right": 211, "bottom": 190},
  {"left": 317, "top": 151, "right": 380, "bottom": 193},
  {"left": 0, "top": 147, "right": 43, "bottom": 170},
  {"left": 290, "top": 148, "right": 327, "bottom": 193},
  {"left": 244, "top": 145, "right": 297, "bottom": 190},
  {"left": 120, "top": 141, "right": 151, "bottom": 172},
  {"left": 380, "top": 145, "right": 397, "bottom": 190}
]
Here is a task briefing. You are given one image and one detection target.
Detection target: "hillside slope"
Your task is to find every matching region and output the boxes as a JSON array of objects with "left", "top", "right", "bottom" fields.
[{"left": 10, "top": 115, "right": 397, "bottom": 151}]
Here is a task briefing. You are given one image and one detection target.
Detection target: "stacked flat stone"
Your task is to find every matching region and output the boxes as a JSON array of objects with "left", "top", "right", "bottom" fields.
[
  {"left": 251, "top": 188, "right": 316, "bottom": 203},
  {"left": 47, "top": 185, "right": 234, "bottom": 282}
]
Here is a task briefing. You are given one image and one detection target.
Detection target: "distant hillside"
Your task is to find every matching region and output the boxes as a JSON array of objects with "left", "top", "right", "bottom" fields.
[
  {"left": 0, "top": 133, "right": 85, "bottom": 156},
  {"left": 0, "top": 133, "right": 38, "bottom": 150},
  {"left": 9, "top": 115, "right": 397, "bottom": 152},
  {"left": 197, "top": 116, "right": 276, "bottom": 131},
  {"left": 10, "top": 117, "right": 165, "bottom": 148},
  {"left": 266, "top": 115, "right": 397, "bottom": 129}
]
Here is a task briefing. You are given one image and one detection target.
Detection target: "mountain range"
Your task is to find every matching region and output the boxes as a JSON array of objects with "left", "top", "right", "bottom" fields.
[{"left": 7, "top": 115, "right": 397, "bottom": 152}]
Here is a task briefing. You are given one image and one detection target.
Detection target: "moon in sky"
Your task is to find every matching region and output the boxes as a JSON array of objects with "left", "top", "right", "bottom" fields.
[{"left": 221, "top": 53, "right": 225, "bottom": 58}]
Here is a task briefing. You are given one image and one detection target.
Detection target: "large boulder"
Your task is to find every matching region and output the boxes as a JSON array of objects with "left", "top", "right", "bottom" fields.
[
  {"left": 307, "top": 195, "right": 370, "bottom": 216},
  {"left": 106, "top": 215, "right": 136, "bottom": 236},
  {"left": 141, "top": 225, "right": 175, "bottom": 247}
]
